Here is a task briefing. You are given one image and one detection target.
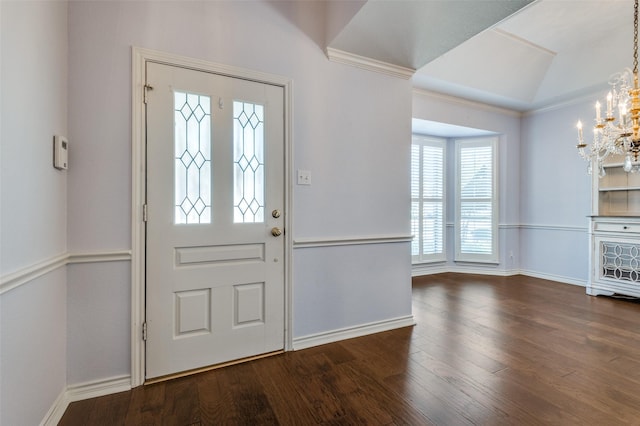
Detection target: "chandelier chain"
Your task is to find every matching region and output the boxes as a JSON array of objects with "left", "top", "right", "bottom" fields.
[{"left": 635, "top": 0, "right": 638, "bottom": 75}]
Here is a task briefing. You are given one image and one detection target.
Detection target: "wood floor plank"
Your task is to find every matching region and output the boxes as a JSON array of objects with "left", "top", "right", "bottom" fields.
[
  {"left": 335, "top": 360, "right": 433, "bottom": 425},
  {"left": 384, "top": 369, "right": 476, "bottom": 426},
  {"left": 210, "top": 361, "right": 279, "bottom": 424},
  {"left": 157, "top": 376, "right": 200, "bottom": 425},
  {"left": 57, "top": 397, "right": 96, "bottom": 426},
  {"left": 57, "top": 273, "right": 640, "bottom": 425},
  {"left": 408, "top": 336, "right": 540, "bottom": 425},
  {"left": 84, "top": 391, "right": 132, "bottom": 426},
  {"left": 196, "top": 368, "right": 240, "bottom": 425},
  {"left": 251, "top": 353, "right": 321, "bottom": 425}
]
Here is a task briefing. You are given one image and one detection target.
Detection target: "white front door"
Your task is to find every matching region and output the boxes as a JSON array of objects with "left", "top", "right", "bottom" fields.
[{"left": 145, "top": 62, "right": 285, "bottom": 380}]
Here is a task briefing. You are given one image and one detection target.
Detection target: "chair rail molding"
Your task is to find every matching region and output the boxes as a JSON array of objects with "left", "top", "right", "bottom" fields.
[
  {"left": 293, "top": 234, "right": 413, "bottom": 249},
  {"left": 519, "top": 223, "right": 588, "bottom": 232},
  {"left": 0, "top": 250, "right": 132, "bottom": 295}
]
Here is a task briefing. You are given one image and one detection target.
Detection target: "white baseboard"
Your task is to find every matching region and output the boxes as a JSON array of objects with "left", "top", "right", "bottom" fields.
[
  {"left": 41, "top": 375, "right": 131, "bottom": 426},
  {"left": 519, "top": 269, "right": 587, "bottom": 287},
  {"left": 66, "top": 375, "right": 131, "bottom": 403},
  {"left": 292, "top": 315, "right": 416, "bottom": 351},
  {"left": 40, "top": 387, "right": 69, "bottom": 426},
  {"left": 412, "top": 264, "right": 520, "bottom": 277},
  {"left": 412, "top": 264, "right": 585, "bottom": 287},
  {"left": 411, "top": 263, "right": 449, "bottom": 277},
  {"left": 448, "top": 265, "right": 518, "bottom": 276}
]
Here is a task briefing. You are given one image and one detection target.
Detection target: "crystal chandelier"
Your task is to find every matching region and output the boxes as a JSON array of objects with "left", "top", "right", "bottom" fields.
[{"left": 576, "top": 0, "right": 640, "bottom": 176}]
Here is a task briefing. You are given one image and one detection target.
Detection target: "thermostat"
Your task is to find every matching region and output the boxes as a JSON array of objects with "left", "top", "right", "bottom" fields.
[{"left": 53, "top": 135, "right": 68, "bottom": 170}]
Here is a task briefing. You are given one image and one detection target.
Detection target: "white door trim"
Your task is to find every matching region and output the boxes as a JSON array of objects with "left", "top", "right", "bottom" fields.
[{"left": 131, "top": 46, "right": 293, "bottom": 387}]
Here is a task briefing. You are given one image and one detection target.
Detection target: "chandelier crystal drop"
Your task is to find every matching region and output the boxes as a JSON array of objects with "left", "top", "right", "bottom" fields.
[{"left": 576, "top": 0, "right": 640, "bottom": 176}]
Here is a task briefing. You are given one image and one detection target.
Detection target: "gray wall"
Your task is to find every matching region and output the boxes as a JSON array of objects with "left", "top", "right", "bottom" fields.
[
  {"left": 519, "top": 102, "right": 592, "bottom": 283},
  {"left": 1, "top": 1, "right": 605, "bottom": 424},
  {"left": 1, "top": 2, "right": 68, "bottom": 425},
  {"left": 65, "top": 1, "right": 413, "bottom": 389}
]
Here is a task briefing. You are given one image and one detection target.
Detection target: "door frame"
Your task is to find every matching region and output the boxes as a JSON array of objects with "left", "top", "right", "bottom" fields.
[{"left": 130, "top": 47, "right": 293, "bottom": 387}]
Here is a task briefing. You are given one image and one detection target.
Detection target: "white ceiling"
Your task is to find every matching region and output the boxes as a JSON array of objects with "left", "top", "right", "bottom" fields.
[{"left": 327, "top": 0, "right": 636, "bottom": 113}]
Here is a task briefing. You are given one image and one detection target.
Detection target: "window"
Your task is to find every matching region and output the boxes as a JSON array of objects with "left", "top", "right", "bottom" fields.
[
  {"left": 411, "top": 135, "right": 445, "bottom": 263},
  {"left": 455, "top": 137, "right": 498, "bottom": 263},
  {"left": 233, "top": 101, "right": 265, "bottom": 223},
  {"left": 174, "top": 91, "right": 212, "bottom": 225}
]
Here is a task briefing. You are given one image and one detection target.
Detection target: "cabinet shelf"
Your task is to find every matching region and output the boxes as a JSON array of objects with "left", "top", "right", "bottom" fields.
[
  {"left": 596, "top": 153, "right": 640, "bottom": 216},
  {"left": 599, "top": 186, "right": 640, "bottom": 192}
]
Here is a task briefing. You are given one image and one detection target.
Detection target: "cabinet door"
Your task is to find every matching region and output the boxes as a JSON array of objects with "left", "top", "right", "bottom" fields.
[{"left": 592, "top": 234, "right": 640, "bottom": 297}]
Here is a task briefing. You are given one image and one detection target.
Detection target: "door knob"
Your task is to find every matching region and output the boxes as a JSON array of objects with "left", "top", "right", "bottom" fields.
[{"left": 271, "top": 227, "right": 282, "bottom": 237}]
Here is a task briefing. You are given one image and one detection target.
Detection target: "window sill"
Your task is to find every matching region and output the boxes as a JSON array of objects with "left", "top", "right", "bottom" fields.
[
  {"left": 454, "top": 259, "right": 500, "bottom": 265},
  {"left": 412, "top": 260, "right": 447, "bottom": 266}
]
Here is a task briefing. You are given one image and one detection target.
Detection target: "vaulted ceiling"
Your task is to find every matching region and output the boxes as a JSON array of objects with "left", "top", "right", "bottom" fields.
[{"left": 326, "top": 0, "right": 635, "bottom": 113}]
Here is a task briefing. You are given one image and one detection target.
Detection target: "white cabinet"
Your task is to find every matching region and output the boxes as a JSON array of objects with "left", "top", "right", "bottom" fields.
[
  {"left": 588, "top": 217, "right": 640, "bottom": 297},
  {"left": 589, "top": 154, "right": 640, "bottom": 297}
]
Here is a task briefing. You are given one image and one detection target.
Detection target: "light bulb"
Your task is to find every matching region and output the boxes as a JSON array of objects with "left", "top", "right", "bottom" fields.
[
  {"left": 624, "top": 155, "right": 633, "bottom": 172},
  {"left": 619, "top": 103, "right": 628, "bottom": 122},
  {"left": 576, "top": 120, "right": 584, "bottom": 143}
]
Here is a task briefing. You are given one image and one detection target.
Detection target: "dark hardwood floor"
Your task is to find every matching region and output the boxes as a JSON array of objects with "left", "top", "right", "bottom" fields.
[{"left": 59, "top": 273, "right": 640, "bottom": 425}]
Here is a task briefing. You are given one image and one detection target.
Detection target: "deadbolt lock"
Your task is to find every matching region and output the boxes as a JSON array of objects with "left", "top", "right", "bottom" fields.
[{"left": 272, "top": 209, "right": 281, "bottom": 218}]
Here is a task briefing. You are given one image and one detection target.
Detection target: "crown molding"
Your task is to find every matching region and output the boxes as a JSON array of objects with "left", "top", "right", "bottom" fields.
[
  {"left": 326, "top": 47, "right": 415, "bottom": 80},
  {"left": 523, "top": 88, "right": 607, "bottom": 117},
  {"left": 412, "top": 88, "right": 523, "bottom": 118}
]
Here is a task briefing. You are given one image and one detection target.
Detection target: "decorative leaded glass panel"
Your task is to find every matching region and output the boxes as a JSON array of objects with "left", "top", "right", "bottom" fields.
[
  {"left": 601, "top": 241, "right": 640, "bottom": 282},
  {"left": 174, "top": 91, "right": 211, "bottom": 224},
  {"left": 233, "top": 101, "right": 264, "bottom": 223}
]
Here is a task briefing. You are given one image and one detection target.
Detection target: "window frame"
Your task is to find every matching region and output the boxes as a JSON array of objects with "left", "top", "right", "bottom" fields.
[
  {"left": 454, "top": 137, "right": 499, "bottom": 264},
  {"left": 411, "top": 135, "right": 446, "bottom": 264}
]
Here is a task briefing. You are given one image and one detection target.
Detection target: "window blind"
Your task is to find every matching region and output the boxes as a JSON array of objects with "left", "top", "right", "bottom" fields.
[
  {"left": 456, "top": 140, "right": 496, "bottom": 260},
  {"left": 411, "top": 137, "right": 445, "bottom": 262}
]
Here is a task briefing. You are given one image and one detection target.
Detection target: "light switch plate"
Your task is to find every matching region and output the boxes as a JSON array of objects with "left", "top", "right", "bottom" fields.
[{"left": 297, "top": 169, "right": 311, "bottom": 185}]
